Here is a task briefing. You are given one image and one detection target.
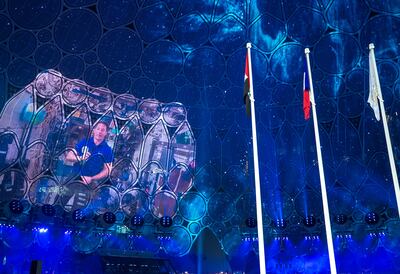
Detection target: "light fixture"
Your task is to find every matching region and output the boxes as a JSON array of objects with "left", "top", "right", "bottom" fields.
[
  {"left": 9, "top": 200, "right": 23, "bottom": 214},
  {"left": 72, "top": 209, "right": 85, "bottom": 222},
  {"left": 103, "top": 212, "right": 116, "bottom": 225},
  {"left": 303, "top": 215, "right": 316, "bottom": 227},
  {"left": 131, "top": 215, "right": 144, "bottom": 227},
  {"left": 42, "top": 204, "right": 55, "bottom": 217},
  {"left": 160, "top": 216, "right": 172, "bottom": 227},
  {"left": 365, "top": 212, "right": 379, "bottom": 225},
  {"left": 334, "top": 214, "right": 347, "bottom": 225},
  {"left": 274, "top": 218, "right": 287, "bottom": 229},
  {"left": 245, "top": 217, "right": 257, "bottom": 228}
]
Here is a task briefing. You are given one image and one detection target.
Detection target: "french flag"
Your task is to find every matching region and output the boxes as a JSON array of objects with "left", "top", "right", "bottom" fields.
[
  {"left": 243, "top": 51, "right": 251, "bottom": 117},
  {"left": 303, "top": 60, "right": 311, "bottom": 120}
]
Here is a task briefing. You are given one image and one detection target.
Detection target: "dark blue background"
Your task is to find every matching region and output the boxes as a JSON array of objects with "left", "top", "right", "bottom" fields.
[{"left": 0, "top": 0, "right": 399, "bottom": 273}]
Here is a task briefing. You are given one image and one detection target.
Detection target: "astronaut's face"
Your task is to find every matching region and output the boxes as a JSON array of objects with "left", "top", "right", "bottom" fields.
[{"left": 93, "top": 123, "right": 108, "bottom": 143}]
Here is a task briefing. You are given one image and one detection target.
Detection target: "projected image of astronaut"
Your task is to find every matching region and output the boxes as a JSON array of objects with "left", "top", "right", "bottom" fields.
[{"left": 65, "top": 121, "right": 113, "bottom": 187}]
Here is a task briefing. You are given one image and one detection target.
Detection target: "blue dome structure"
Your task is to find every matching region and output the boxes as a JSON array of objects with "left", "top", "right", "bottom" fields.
[{"left": 0, "top": 0, "right": 399, "bottom": 273}]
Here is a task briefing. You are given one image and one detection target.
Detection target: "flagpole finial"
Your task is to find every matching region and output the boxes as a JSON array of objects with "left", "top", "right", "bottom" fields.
[
  {"left": 246, "top": 43, "right": 252, "bottom": 49},
  {"left": 369, "top": 43, "right": 375, "bottom": 50},
  {"left": 305, "top": 48, "right": 310, "bottom": 54}
]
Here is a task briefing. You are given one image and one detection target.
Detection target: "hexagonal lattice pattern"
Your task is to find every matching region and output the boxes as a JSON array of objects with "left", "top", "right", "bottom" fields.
[{"left": 0, "top": 1, "right": 399, "bottom": 272}]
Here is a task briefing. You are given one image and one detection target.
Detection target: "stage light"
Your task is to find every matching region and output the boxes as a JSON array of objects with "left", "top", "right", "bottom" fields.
[
  {"left": 9, "top": 200, "right": 23, "bottom": 215},
  {"left": 365, "top": 212, "right": 379, "bottom": 225},
  {"left": 160, "top": 216, "right": 173, "bottom": 227},
  {"left": 33, "top": 227, "right": 48, "bottom": 233},
  {"left": 131, "top": 215, "right": 144, "bottom": 227},
  {"left": 39, "top": 228, "right": 48, "bottom": 233},
  {"left": 103, "top": 212, "right": 116, "bottom": 224},
  {"left": 42, "top": 204, "right": 55, "bottom": 217},
  {"left": 245, "top": 217, "right": 257, "bottom": 228},
  {"left": 303, "top": 215, "right": 316, "bottom": 227},
  {"left": 335, "top": 214, "right": 347, "bottom": 225},
  {"left": 72, "top": 209, "right": 85, "bottom": 222}
]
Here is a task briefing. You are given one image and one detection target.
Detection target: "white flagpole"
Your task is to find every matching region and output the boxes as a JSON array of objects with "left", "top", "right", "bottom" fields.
[
  {"left": 305, "top": 48, "right": 337, "bottom": 274},
  {"left": 247, "top": 42, "right": 266, "bottom": 274},
  {"left": 369, "top": 43, "right": 400, "bottom": 217}
]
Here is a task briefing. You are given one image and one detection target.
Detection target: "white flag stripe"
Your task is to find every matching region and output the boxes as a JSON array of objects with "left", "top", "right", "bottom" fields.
[{"left": 368, "top": 51, "right": 381, "bottom": 120}]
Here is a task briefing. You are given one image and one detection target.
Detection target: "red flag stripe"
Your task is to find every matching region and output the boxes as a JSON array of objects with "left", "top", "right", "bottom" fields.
[{"left": 303, "top": 67, "right": 311, "bottom": 120}]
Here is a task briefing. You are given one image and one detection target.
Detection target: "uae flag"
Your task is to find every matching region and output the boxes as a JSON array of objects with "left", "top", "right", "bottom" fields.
[
  {"left": 243, "top": 51, "right": 251, "bottom": 117},
  {"left": 303, "top": 60, "right": 311, "bottom": 120}
]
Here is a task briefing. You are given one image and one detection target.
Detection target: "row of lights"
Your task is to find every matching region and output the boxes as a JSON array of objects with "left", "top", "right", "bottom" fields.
[
  {"left": 242, "top": 236, "right": 258, "bottom": 242},
  {"left": 127, "top": 234, "right": 142, "bottom": 239},
  {"left": 274, "top": 236, "right": 289, "bottom": 241},
  {"left": 336, "top": 234, "right": 352, "bottom": 239},
  {"left": 369, "top": 232, "right": 385, "bottom": 238},
  {"left": 0, "top": 223, "right": 15, "bottom": 228},
  {"left": 1, "top": 224, "right": 83, "bottom": 235},
  {"left": 274, "top": 216, "right": 317, "bottom": 228},
  {"left": 9, "top": 199, "right": 382, "bottom": 233},
  {"left": 157, "top": 235, "right": 172, "bottom": 240},
  {"left": 9, "top": 201, "right": 174, "bottom": 228},
  {"left": 96, "top": 232, "right": 112, "bottom": 237},
  {"left": 249, "top": 216, "right": 321, "bottom": 229},
  {"left": 268, "top": 212, "right": 380, "bottom": 228},
  {"left": 242, "top": 234, "right": 258, "bottom": 242},
  {"left": 9, "top": 201, "right": 57, "bottom": 217},
  {"left": 304, "top": 235, "right": 320, "bottom": 240}
]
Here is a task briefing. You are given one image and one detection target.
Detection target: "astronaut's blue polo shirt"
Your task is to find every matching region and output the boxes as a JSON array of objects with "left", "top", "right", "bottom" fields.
[{"left": 75, "top": 137, "right": 113, "bottom": 177}]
